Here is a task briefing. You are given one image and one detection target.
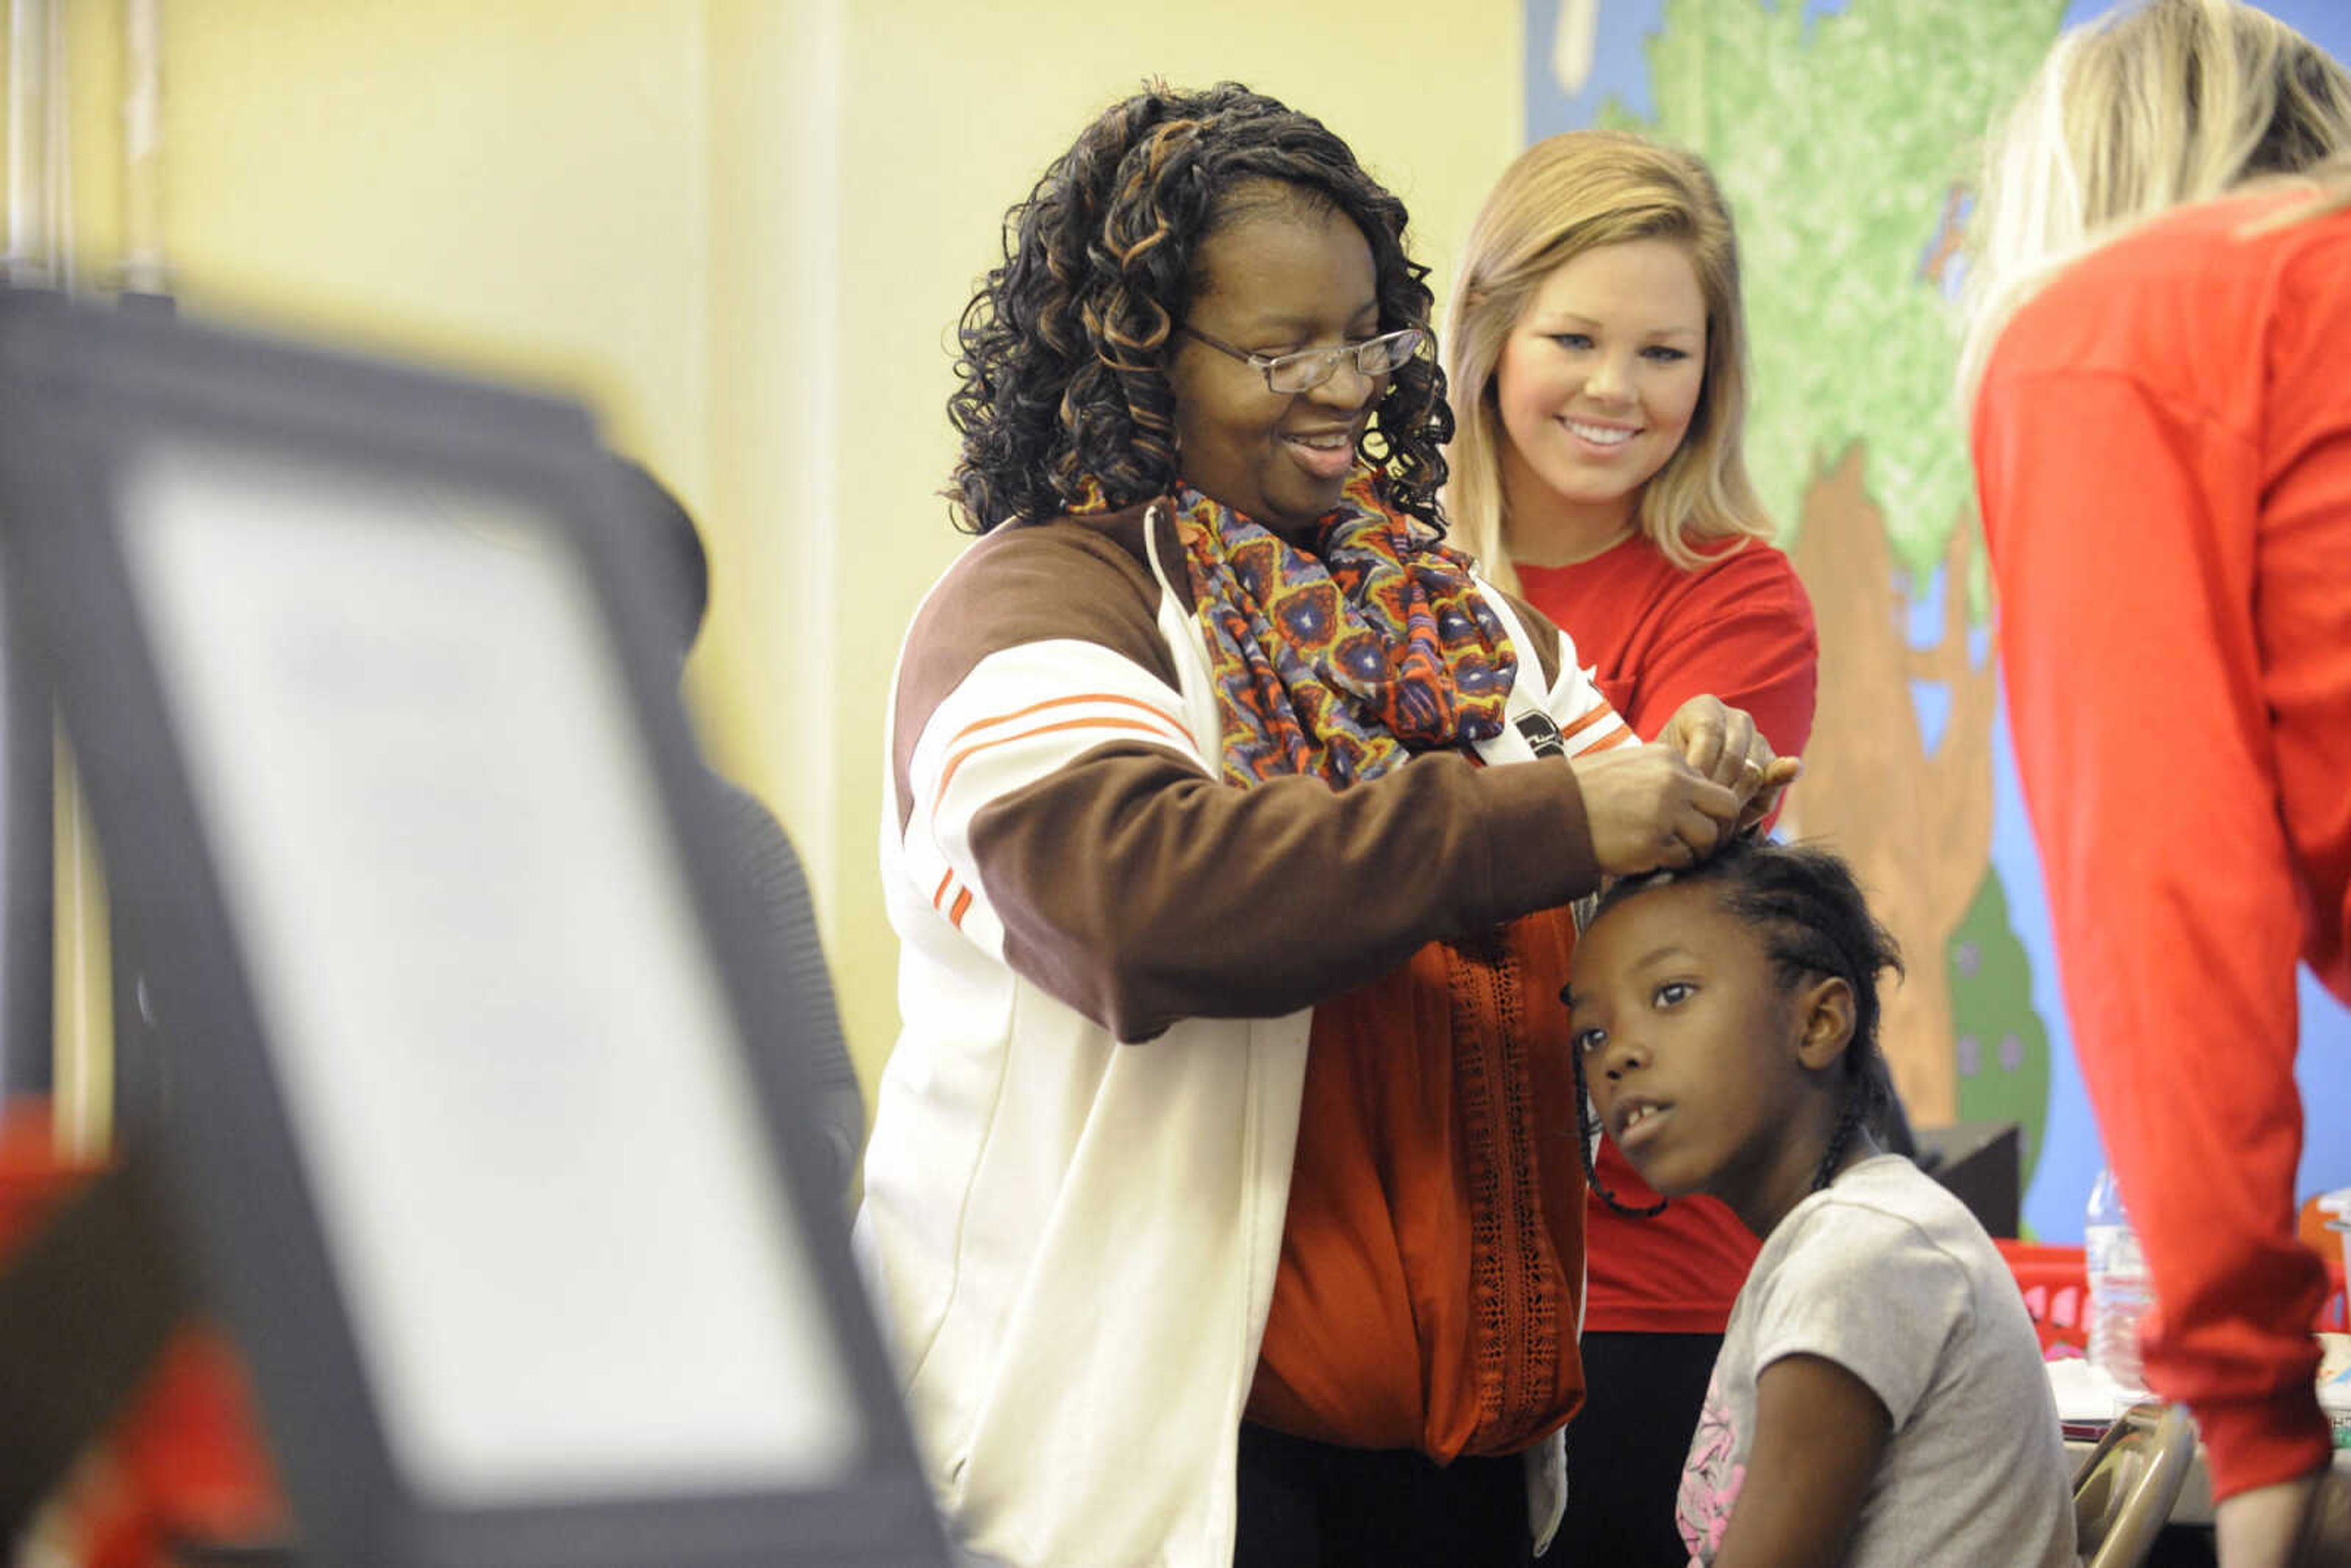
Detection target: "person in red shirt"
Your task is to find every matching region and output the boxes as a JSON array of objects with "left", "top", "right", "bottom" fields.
[
  {"left": 1961, "top": 3, "right": 2351, "bottom": 1563},
  {"left": 1442, "top": 130, "right": 1819, "bottom": 1565}
]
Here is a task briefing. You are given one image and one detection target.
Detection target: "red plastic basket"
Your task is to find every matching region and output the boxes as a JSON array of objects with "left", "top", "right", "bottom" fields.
[
  {"left": 1996, "top": 1238, "right": 2349, "bottom": 1360},
  {"left": 1998, "top": 1240, "right": 2092, "bottom": 1357}
]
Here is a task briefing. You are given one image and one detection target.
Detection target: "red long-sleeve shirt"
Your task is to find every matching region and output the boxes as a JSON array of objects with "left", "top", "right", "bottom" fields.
[
  {"left": 1518, "top": 534, "right": 1819, "bottom": 1332},
  {"left": 1973, "top": 191, "right": 2351, "bottom": 1501}
]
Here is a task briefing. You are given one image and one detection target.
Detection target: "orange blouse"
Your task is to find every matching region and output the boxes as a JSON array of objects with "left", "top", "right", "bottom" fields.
[{"left": 1246, "top": 907, "right": 1588, "bottom": 1460}]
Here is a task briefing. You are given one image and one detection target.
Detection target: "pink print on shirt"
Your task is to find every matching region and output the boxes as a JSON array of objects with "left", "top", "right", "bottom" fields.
[{"left": 1677, "top": 1374, "right": 1744, "bottom": 1564}]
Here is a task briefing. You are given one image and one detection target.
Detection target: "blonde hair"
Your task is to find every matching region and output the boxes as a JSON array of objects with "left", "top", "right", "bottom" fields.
[
  {"left": 1959, "top": 0, "right": 2351, "bottom": 403},
  {"left": 1442, "top": 130, "right": 1768, "bottom": 588}
]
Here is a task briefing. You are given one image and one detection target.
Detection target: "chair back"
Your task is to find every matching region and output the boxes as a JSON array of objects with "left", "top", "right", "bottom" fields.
[{"left": 2072, "top": 1401, "right": 2197, "bottom": 1568}]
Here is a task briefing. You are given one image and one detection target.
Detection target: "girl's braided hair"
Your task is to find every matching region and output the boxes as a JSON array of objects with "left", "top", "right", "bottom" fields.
[
  {"left": 1569, "top": 839, "right": 1906, "bottom": 1217},
  {"left": 947, "top": 81, "right": 1452, "bottom": 533}
]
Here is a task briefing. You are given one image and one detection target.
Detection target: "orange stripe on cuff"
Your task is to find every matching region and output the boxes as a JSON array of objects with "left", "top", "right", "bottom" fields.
[
  {"left": 948, "top": 887, "right": 973, "bottom": 929},
  {"left": 1559, "top": 705, "right": 1622, "bottom": 743},
  {"left": 931, "top": 867, "right": 956, "bottom": 909}
]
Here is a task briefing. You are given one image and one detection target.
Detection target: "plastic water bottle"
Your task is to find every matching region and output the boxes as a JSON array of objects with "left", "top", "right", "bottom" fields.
[{"left": 2085, "top": 1165, "right": 2150, "bottom": 1391}]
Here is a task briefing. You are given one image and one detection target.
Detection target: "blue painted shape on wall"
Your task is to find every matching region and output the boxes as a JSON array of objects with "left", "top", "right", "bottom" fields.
[
  {"left": 1994, "top": 684, "right": 2101, "bottom": 1242},
  {"left": 1905, "top": 564, "right": 1947, "bottom": 651},
  {"left": 1525, "top": 0, "right": 1669, "bottom": 136}
]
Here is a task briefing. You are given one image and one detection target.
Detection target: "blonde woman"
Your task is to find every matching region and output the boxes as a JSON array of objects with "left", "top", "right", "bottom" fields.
[
  {"left": 1962, "top": 4, "right": 2351, "bottom": 1564},
  {"left": 1443, "top": 129, "right": 1818, "bottom": 1567}
]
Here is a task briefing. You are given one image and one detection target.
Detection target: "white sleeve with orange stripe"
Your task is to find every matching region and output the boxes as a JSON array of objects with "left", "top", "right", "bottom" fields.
[
  {"left": 1555, "top": 694, "right": 1637, "bottom": 756},
  {"left": 1478, "top": 583, "right": 1638, "bottom": 760},
  {"left": 1546, "top": 632, "right": 1638, "bottom": 758},
  {"left": 898, "top": 638, "right": 1208, "bottom": 960}
]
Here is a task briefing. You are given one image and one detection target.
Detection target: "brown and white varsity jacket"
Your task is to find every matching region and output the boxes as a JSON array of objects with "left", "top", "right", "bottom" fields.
[{"left": 853, "top": 499, "right": 1633, "bottom": 1568}]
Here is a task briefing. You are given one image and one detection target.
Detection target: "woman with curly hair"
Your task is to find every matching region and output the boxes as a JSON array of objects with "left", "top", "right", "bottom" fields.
[{"left": 854, "top": 82, "right": 1794, "bottom": 1567}]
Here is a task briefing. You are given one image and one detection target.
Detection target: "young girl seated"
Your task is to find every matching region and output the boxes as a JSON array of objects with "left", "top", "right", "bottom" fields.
[{"left": 1564, "top": 841, "right": 2076, "bottom": 1567}]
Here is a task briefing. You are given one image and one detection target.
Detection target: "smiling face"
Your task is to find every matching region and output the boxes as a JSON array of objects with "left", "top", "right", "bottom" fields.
[
  {"left": 1165, "top": 186, "right": 1387, "bottom": 542},
  {"left": 1567, "top": 879, "right": 1853, "bottom": 1236},
  {"left": 1493, "top": 236, "right": 1708, "bottom": 562}
]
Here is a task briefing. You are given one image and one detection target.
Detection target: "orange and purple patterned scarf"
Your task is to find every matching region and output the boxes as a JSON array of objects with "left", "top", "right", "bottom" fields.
[{"left": 1172, "top": 471, "right": 1517, "bottom": 789}]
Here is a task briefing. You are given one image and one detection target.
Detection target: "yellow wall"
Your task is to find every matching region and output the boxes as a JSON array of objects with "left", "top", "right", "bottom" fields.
[{"left": 45, "top": 1, "right": 1521, "bottom": 1103}]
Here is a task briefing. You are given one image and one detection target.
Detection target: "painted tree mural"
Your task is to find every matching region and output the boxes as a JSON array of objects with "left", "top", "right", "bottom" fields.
[
  {"left": 1535, "top": 0, "right": 2351, "bottom": 1234},
  {"left": 1780, "top": 454, "right": 1995, "bottom": 1122},
  {"left": 1596, "top": 0, "right": 2063, "bottom": 1124}
]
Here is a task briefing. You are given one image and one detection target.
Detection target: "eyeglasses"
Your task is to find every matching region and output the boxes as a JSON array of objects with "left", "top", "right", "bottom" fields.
[{"left": 1177, "top": 324, "right": 1427, "bottom": 395}]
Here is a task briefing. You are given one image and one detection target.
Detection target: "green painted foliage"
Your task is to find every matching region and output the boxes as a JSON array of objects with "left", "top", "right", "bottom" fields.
[
  {"left": 1947, "top": 865, "right": 2053, "bottom": 1191},
  {"left": 1605, "top": 0, "right": 2066, "bottom": 581}
]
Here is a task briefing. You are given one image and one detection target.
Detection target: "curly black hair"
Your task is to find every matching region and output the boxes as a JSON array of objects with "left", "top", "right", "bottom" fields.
[
  {"left": 1568, "top": 839, "right": 1907, "bottom": 1217},
  {"left": 947, "top": 81, "right": 1452, "bottom": 534}
]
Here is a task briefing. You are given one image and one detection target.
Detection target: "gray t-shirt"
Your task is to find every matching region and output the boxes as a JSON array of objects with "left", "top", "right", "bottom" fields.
[{"left": 1677, "top": 1156, "right": 2078, "bottom": 1567}]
